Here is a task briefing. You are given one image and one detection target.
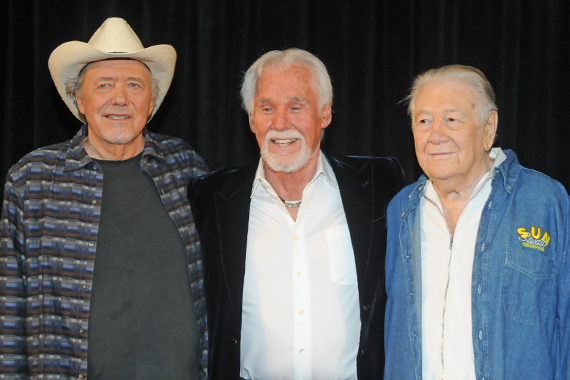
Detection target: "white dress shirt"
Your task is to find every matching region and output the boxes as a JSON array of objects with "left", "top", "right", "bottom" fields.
[
  {"left": 240, "top": 151, "right": 361, "bottom": 380},
  {"left": 420, "top": 148, "right": 506, "bottom": 380}
]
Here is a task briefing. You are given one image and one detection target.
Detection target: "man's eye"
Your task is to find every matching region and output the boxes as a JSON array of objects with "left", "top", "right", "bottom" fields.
[
  {"left": 128, "top": 83, "right": 141, "bottom": 88},
  {"left": 98, "top": 84, "right": 110, "bottom": 88},
  {"left": 419, "top": 119, "right": 430, "bottom": 124}
]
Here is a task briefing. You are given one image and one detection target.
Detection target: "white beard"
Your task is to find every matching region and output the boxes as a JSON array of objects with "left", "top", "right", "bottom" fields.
[
  {"left": 260, "top": 129, "right": 313, "bottom": 173},
  {"left": 101, "top": 128, "right": 138, "bottom": 145}
]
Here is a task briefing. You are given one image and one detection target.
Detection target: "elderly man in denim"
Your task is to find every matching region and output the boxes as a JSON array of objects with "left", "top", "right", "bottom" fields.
[{"left": 384, "top": 65, "right": 569, "bottom": 380}]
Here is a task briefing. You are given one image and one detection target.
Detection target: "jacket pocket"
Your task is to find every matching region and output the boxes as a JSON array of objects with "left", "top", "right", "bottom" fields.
[{"left": 503, "top": 247, "right": 556, "bottom": 325}]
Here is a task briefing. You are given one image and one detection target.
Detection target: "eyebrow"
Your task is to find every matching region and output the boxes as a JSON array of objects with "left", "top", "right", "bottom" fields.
[
  {"left": 415, "top": 108, "right": 466, "bottom": 116},
  {"left": 94, "top": 76, "right": 144, "bottom": 83},
  {"left": 256, "top": 96, "right": 308, "bottom": 104}
]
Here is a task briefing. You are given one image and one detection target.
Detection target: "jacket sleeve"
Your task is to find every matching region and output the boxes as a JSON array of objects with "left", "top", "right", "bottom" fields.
[
  {"left": 384, "top": 195, "right": 408, "bottom": 379},
  {"left": 555, "top": 194, "right": 570, "bottom": 379},
  {"left": 0, "top": 173, "right": 30, "bottom": 377}
]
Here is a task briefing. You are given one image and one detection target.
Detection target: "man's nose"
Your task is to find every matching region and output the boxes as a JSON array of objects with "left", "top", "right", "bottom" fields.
[
  {"left": 428, "top": 118, "right": 448, "bottom": 144},
  {"left": 110, "top": 84, "right": 128, "bottom": 106},
  {"left": 272, "top": 108, "right": 290, "bottom": 131}
]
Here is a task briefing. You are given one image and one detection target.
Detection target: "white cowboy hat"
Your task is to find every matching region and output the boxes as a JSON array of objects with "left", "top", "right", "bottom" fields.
[{"left": 48, "top": 17, "right": 176, "bottom": 121}]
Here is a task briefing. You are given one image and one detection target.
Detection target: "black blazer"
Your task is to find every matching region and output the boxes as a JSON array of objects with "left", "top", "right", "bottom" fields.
[{"left": 188, "top": 154, "right": 405, "bottom": 380}]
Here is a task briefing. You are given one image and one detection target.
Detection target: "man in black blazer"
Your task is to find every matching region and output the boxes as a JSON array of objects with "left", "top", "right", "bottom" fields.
[{"left": 189, "top": 49, "right": 405, "bottom": 380}]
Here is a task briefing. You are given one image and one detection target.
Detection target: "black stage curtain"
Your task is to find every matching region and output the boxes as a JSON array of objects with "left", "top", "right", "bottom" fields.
[{"left": 2, "top": 0, "right": 569, "bottom": 197}]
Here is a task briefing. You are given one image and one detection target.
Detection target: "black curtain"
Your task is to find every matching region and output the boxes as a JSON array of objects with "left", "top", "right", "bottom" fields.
[{"left": 2, "top": 0, "right": 569, "bottom": 196}]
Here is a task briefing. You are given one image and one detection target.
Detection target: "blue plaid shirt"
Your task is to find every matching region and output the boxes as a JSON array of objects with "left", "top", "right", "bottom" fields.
[{"left": 0, "top": 125, "right": 209, "bottom": 379}]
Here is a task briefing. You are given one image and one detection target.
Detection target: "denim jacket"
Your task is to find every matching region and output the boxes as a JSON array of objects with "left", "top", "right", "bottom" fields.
[{"left": 385, "top": 149, "right": 570, "bottom": 380}]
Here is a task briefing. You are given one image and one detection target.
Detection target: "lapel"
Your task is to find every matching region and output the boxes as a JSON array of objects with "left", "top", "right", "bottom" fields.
[
  {"left": 214, "top": 162, "right": 258, "bottom": 329},
  {"left": 326, "top": 155, "right": 374, "bottom": 301}
]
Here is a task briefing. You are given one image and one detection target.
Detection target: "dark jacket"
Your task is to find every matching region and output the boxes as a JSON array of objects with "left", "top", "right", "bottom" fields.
[{"left": 188, "top": 154, "right": 405, "bottom": 379}]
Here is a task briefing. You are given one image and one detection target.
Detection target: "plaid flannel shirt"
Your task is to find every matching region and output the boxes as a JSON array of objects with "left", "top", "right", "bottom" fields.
[{"left": 0, "top": 125, "right": 208, "bottom": 379}]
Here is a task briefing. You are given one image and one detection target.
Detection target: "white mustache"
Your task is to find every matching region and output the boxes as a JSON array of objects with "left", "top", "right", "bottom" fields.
[
  {"left": 103, "top": 107, "right": 134, "bottom": 116},
  {"left": 264, "top": 129, "right": 304, "bottom": 143}
]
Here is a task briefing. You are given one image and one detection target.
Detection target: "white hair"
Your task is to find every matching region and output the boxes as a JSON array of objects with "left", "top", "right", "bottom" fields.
[
  {"left": 241, "top": 48, "right": 333, "bottom": 115},
  {"left": 406, "top": 64, "right": 497, "bottom": 126}
]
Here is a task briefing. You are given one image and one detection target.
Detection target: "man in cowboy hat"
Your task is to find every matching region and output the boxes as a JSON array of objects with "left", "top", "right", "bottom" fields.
[{"left": 0, "top": 18, "right": 208, "bottom": 379}]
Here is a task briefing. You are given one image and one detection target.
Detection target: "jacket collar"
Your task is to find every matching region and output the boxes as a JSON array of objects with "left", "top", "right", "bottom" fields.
[
  {"left": 212, "top": 162, "right": 259, "bottom": 330},
  {"left": 493, "top": 149, "right": 521, "bottom": 195}
]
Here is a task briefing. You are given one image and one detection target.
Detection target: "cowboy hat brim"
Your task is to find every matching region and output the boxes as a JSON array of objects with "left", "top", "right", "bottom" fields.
[{"left": 48, "top": 41, "right": 176, "bottom": 121}]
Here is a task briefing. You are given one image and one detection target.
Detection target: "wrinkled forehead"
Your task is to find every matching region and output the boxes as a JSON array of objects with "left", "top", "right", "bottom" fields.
[
  {"left": 414, "top": 80, "right": 477, "bottom": 114},
  {"left": 255, "top": 65, "right": 318, "bottom": 105}
]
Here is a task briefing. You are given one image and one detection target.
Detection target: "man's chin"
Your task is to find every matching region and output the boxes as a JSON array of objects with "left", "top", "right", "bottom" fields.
[
  {"left": 101, "top": 132, "right": 137, "bottom": 146},
  {"left": 261, "top": 152, "right": 312, "bottom": 174}
]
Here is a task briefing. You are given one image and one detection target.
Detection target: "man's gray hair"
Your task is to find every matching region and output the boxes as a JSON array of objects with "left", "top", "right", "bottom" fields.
[
  {"left": 65, "top": 60, "right": 160, "bottom": 122},
  {"left": 241, "top": 48, "right": 333, "bottom": 115},
  {"left": 406, "top": 64, "right": 497, "bottom": 126}
]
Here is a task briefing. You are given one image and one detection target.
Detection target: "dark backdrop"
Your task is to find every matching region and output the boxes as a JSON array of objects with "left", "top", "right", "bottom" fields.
[{"left": 2, "top": 0, "right": 569, "bottom": 197}]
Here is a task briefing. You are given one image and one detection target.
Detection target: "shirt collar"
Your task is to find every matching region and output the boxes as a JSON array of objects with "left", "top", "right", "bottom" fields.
[
  {"left": 489, "top": 147, "right": 506, "bottom": 171},
  {"left": 63, "top": 124, "right": 166, "bottom": 172},
  {"left": 250, "top": 150, "right": 338, "bottom": 198}
]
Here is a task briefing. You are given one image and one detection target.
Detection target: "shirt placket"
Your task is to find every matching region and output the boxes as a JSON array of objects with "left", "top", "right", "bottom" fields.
[
  {"left": 78, "top": 163, "right": 103, "bottom": 378},
  {"left": 292, "top": 226, "right": 311, "bottom": 380}
]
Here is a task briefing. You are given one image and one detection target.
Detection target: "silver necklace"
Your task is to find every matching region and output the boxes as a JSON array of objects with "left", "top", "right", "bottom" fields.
[{"left": 279, "top": 197, "right": 302, "bottom": 208}]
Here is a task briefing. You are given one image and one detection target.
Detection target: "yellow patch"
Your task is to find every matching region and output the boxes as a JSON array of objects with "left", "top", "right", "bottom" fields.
[{"left": 517, "top": 226, "right": 550, "bottom": 251}]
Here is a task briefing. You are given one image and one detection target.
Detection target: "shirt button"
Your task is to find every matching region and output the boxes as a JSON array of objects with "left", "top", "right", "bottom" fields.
[
  {"left": 479, "top": 331, "right": 483, "bottom": 340},
  {"left": 299, "top": 310, "right": 304, "bottom": 315},
  {"left": 294, "top": 235, "right": 299, "bottom": 240},
  {"left": 297, "top": 272, "right": 303, "bottom": 277},
  {"left": 478, "top": 285, "right": 482, "bottom": 294},
  {"left": 299, "top": 348, "right": 304, "bottom": 353}
]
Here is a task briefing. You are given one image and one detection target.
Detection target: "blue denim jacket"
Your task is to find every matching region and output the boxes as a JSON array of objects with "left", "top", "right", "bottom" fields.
[{"left": 385, "top": 150, "right": 570, "bottom": 380}]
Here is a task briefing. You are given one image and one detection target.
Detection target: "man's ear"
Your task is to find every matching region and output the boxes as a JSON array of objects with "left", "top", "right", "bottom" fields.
[
  {"left": 76, "top": 92, "right": 85, "bottom": 115},
  {"left": 249, "top": 113, "right": 255, "bottom": 133},
  {"left": 483, "top": 110, "right": 498, "bottom": 151},
  {"left": 147, "top": 99, "right": 155, "bottom": 118},
  {"left": 320, "top": 104, "right": 332, "bottom": 130}
]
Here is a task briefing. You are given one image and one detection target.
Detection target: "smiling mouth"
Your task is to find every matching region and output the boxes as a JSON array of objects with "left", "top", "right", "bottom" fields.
[
  {"left": 429, "top": 152, "right": 454, "bottom": 159},
  {"left": 272, "top": 138, "right": 298, "bottom": 147},
  {"left": 105, "top": 115, "right": 130, "bottom": 119}
]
